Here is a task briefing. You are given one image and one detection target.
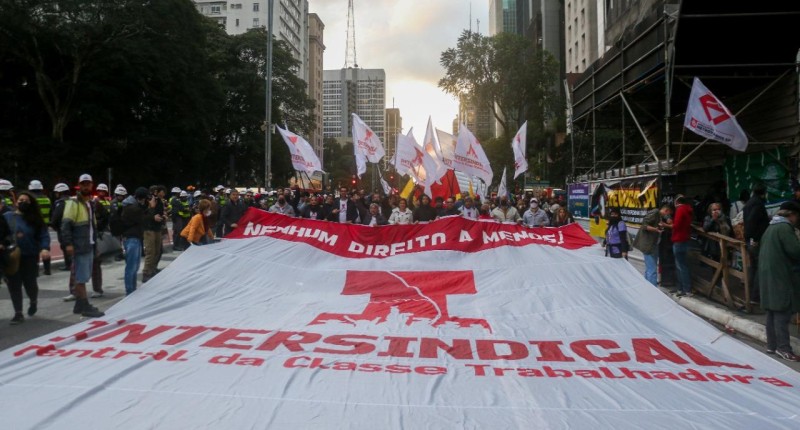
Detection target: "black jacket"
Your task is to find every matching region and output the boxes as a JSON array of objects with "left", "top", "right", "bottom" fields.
[
  {"left": 743, "top": 195, "right": 769, "bottom": 243},
  {"left": 327, "top": 198, "right": 359, "bottom": 223},
  {"left": 121, "top": 200, "right": 148, "bottom": 240},
  {"left": 221, "top": 200, "right": 248, "bottom": 231},
  {"left": 413, "top": 205, "right": 438, "bottom": 222},
  {"left": 301, "top": 204, "right": 325, "bottom": 220}
]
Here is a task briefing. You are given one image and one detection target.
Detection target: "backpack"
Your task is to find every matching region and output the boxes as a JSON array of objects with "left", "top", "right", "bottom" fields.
[{"left": 109, "top": 204, "right": 125, "bottom": 237}]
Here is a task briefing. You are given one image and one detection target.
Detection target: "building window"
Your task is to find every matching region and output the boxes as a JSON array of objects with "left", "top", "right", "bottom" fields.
[
  {"left": 235, "top": 18, "right": 239, "bottom": 26},
  {"left": 211, "top": 5, "right": 221, "bottom": 14},
  {"left": 253, "top": 18, "right": 260, "bottom": 27},
  {"left": 253, "top": 3, "right": 259, "bottom": 12}
]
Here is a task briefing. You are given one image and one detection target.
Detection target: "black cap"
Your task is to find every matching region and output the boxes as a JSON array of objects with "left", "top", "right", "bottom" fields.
[
  {"left": 134, "top": 187, "right": 149, "bottom": 199},
  {"left": 779, "top": 200, "right": 800, "bottom": 214}
]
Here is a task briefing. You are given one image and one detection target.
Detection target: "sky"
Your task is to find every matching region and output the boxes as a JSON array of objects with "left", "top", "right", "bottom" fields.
[{"left": 309, "top": 0, "right": 488, "bottom": 138}]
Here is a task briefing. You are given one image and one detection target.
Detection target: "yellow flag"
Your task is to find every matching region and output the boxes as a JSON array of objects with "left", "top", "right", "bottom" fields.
[
  {"left": 399, "top": 179, "right": 415, "bottom": 199},
  {"left": 468, "top": 179, "right": 475, "bottom": 198}
]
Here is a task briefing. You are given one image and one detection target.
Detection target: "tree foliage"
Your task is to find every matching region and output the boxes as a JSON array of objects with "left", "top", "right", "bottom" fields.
[{"left": 0, "top": 0, "right": 314, "bottom": 189}]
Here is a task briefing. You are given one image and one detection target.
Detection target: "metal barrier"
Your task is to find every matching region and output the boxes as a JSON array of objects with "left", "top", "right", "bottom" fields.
[{"left": 689, "top": 225, "right": 752, "bottom": 313}]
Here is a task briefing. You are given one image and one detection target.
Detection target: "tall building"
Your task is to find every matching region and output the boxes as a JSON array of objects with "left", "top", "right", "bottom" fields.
[
  {"left": 564, "top": 0, "right": 601, "bottom": 73},
  {"left": 323, "top": 68, "right": 386, "bottom": 147},
  {"left": 489, "top": 0, "right": 518, "bottom": 36},
  {"left": 307, "top": 13, "right": 325, "bottom": 166},
  {"left": 458, "top": 95, "right": 496, "bottom": 141},
  {"left": 193, "top": 1, "right": 309, "bottom": 80},
  {"left": 385, "top": 108, "right": 402, "bottom": 166}
]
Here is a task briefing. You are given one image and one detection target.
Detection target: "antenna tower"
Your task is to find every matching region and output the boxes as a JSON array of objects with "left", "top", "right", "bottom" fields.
[{"left": 344, "top": 0, "right": 358, "bottom": 68}]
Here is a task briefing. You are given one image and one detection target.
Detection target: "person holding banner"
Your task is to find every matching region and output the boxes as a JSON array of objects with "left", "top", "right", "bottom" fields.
[
  {"left": 603, "top": 208, "right": 629, "bottom": 260},
  {"left": 362, "top": 203, "right": 388, "bottom": 226},
  {"left": 523, "top": 198, "right": 549, "bottom": 227},
  {"left": 388, "top": 198, "right": 413, "bottom": 225},
  {"left": 413, "top": 195, "right": 437, "bottom": 223},
  {"left": 491, "top": 197, "right": 521, "bottom": 224}
]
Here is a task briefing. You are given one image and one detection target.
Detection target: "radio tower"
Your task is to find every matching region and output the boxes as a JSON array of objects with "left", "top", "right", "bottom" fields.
[{"left": 344, "top": 0, "right": 358, "bottom": 68}]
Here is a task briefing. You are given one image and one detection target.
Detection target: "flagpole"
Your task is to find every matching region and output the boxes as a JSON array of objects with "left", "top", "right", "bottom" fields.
[{"left": 264, "top": 0, "right": 274, "bottom": 190}]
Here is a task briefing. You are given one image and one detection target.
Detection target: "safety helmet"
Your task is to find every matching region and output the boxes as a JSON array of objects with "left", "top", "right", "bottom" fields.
[
  {"left": 114, "top": 185, "right": 128, "bottom": 196},
  {"left": 193, "top": 190, "right": 202, "bottom": 197},
  {"left": 0, "top": 179, "right": 13, "bottom": 191},
  {"left": 53, "top": 183, "right": 69, "bottom": 193},
  {"left": 78, "top": 173, "right": 93, "bottom": 183},
  {"left": 225, "top": 188, "right": 232, "bottom": 194},
  {"left": 214, "top": 185, "right": 224, "bottom": 192},
  {"left": 171, "top": 186, "right": 181, "bottom": 194},
  {"left": 96, "top": 183, "right": 109, "bottom": 192},
  {"left": 179, "top": 191, "right": 188, "bottom": 198},
  {"left": 28, "top": 180, "right": 44, "bottom": 191}
]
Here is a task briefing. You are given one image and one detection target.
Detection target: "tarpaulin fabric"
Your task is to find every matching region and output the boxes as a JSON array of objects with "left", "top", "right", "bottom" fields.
[{"left": 1, "top": 210, "right": 799, "bottom": 429}]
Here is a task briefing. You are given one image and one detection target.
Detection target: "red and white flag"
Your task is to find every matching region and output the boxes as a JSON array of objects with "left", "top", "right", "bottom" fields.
[
  {"left": 422, "top": 117, "right": 448, "bottom": 185},
  {"left": 392, "top": 128, "right": 425, "bottom": 184},
  {"left": 454, "top": 123, "right": 493, "bottom": 185},
  {"left": 276, "top": 126, "right": 323, "bottom": 175},
  {"left": 684, "top": 77, "right": 748, "bottom": 151},
  {"left": 436, "top": 128, "right": 457, "bottom": 169},
  {"left": 511, "top": 121, "right": 528, "bottom": 179},
  {"left": 352, "top": 113, "right": 386, "bottom": 164}
]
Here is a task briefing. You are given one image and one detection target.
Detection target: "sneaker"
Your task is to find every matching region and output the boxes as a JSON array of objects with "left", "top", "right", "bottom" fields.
[
  {"left": 775, "top": 350, "right": 800, "bottom": 362},
  {"left": 90, "top": 291, "right": 104, "bottom": 298},
  {"left": 27, "top": 302, "right": 37, "bottom": 317},
  {"left": 10, "top": 314, "right": 24, "bottom": 325},
  {"left": 62, "top": 294, "right": 76, "bottom": 302},
  {"left": 675, "top": 292, "right": 686, "bottom": 297},
  {"left": 81, "top": 304, "right": 105, "bottom": 318},
  {"left": 766, "top": 349, "right": 775, "bottom": 354}
]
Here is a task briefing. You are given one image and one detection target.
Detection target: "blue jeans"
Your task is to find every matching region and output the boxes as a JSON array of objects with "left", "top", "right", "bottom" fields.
[
  {"left": 673, "top": 241, "right": 691, "bottom": 293},
  {"left": 643, "top": 251, "right": 658, "bottom": 287},
  {"left": 124, "top": 237, "right": 142, "bottom": 295}
]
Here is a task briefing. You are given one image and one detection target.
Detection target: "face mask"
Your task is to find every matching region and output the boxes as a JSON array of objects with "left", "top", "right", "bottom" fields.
[
  {"left": 530, "top": 203, "right": 538, "bottom": 209},
  {"left": 204, "top": 210, "right": 212, "bottom": 217},
  {"left": 18, "top": 201, "right": 30, "bottom": 212}
]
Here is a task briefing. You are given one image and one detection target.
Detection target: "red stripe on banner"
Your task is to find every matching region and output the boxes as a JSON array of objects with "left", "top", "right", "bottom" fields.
[{"left": 225, "top": 208, "right": 596, "bottom": 258}]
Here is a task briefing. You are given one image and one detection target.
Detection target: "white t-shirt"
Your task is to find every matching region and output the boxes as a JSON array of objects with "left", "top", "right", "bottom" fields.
[{"left": 339, "top": 199, "right": 348, "bottom": 223}]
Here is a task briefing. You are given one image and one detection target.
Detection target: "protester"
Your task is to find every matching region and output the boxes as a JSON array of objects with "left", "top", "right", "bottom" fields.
[
  {"left": 0, "top": 179, "right": 14, "bottom": 214},
  {"left": 437, "top": 197, "right": 460, "bottom": 218},
  {"left": 27, "top": 180, "right": 52, "bottom": 275},
  {"left": 603, "top": 208, "right": 629, "bottom": 259},
  {"left": 702, "top": 202, "right": 732, "bottom": 261},
  {"left": 759, "top": 201, "right": 800, "bottom": 362},
  {"left": 120, "top": 187, "right": 149, "bottom": 295},
  {"left": 60, "top": 174, "right": 104, "bottom": 317},
  {"left": 460, "top": 197, "right": 478, "bottom": 220},
  {"left": 413, "top": 195, "right": 437, "bottom": 223},
  {"left": 388, "top": 198, "right": 413, "bottom": 225},
  {"left": 300, "top": 196, "right": 325, "bottom": 220},
  {"left": 3, "top": 192, "right": 50, "bottom": 324},
  {"left": 351, "top": 191, "right": 369, "bottom": 223},
  {"left": 142, "top": 186, "right": 166, "bottom": 283},
  {"left": 744, "top": 184, "right": 769, "bottom": 304},
  {"left": 633, "top": 205, "right": 672, "bottom": 286},
  {"left": 523, "top": 198, "right": 550, "bottom": 227},
  {"left": 328, "top": 188, "right": 358, "bottom": 223},
  {"left": 269, "top": 193, "right": 296, "bottom": 216},
  {"left": 491, "top": 197, "right": 521, "bottom": 224},
  {"left": 221, "top": 189, "right": 247, "bottom": 236},
  {"left": 49, "top": 183, "right": 72, "bottom": 271},
  {"left": 362, "top": 203, "right": 388, "bottom": 226},
  {"left": 729, "top": 189, "right": 749, "bottom": 221},
  {"left": 551, "top": 207, "right": 575, "bottom": 227},
  {"left": 110, "top": 185, "right": 128, "bottom": 261},
  {"left": 181, "top": 199, "right": 214, "bottom": 246},
  {"left": 478, "top": 203, "right": 494, "bottom": 221},
  {"left": 672, "top": 195, "right": 694, "bottom": 297}
]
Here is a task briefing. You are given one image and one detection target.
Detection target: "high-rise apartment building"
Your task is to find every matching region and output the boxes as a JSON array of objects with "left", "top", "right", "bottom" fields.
[
  {"left": 323, "top": 68, "right": 386, "bottom": 148},
  {"left": 489, "top": 0, "right": 518, "bottom": 36},
  {"left": 307, "top": 13, "right": 325, "bottom": 166},
  {"left": 564, "top": 0, "right": 601, "bottom": 73},
  {"left": 193, "top": 1, "right": 309, "bottom": 80},
  {"left": 385, "top": 108, "right": 402, "bottom": 166},
  {"left": 458, "top": 96, "right": 496, "bottom": 141}
]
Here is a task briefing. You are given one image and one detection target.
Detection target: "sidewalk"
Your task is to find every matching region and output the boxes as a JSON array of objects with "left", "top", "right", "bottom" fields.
[{"left": 625, "top": 248, "right": 800, "bottom": 353}]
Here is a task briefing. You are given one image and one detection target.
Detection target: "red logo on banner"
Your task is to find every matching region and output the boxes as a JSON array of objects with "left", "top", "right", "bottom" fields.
[
  {"left": 288, "top": 135, "right": 298, "bottom": 145},
  {"left": 699, "top": 93, "right": 731, "bottom": 125},
  {"left": 309, "top": 271, "right": 491, "bottom": 331},
  {"left": 466, "top": 144, "right": 478, "bottom": 158}
]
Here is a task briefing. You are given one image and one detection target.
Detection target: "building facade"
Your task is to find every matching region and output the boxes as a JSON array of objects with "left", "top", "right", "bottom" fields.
[
  {"left": 193, "top": 0, "right": 309, "bottom": 80},
  {"left": 323, "top": 68, "right": 386, "bottom": 147},
  {"left": 564, "top": 0, "right": 601, "bottom": 74},
  {"left": 458, "top": 96, "right": 496, "bottom": 141},
  {"left": 489, "top": 0, "right": 518, "bottom": 36},
  {"left": 307, "top": 13, "right": 325, "bottom": 166},
  {"left": 385, "top": 108, "right": 402, "bottom": 166}
]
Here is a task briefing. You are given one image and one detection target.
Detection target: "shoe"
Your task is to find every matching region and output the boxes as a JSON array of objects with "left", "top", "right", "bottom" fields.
[
  {"left": 675, "top": 292, "right": 686, "bottom": 297},
  {"left": 27, "top": 302, "right": 37, "bottom": 317},
  {"left": 43, "top": 268, "right": 51, "bottom": 275},
  {"left": 766, "top": 349, "right": 775, "bottom": 354},
  {"left": 10, "top": 314, "right": 24, "bottom": 325},
  {"left": 81, "top": 303, "right": 105, "bottom": 318},
  {"left": 775, "top": 350, "right": 800, "bottom": 362},
  {"left": 90, "top": 291, "right": 104, "bottom": 298},
  {"left": 62, "top": 294, "right": 76, "bottom": 302}
]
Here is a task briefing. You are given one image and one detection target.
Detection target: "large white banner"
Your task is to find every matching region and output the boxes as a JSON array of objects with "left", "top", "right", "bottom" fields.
[
  {"left": 684, "top": 77, "right": 748, "bottom": 151},
  {"left": 276, "top": 125, "right": 323, "bottom": 175},
  {"left": 454, "top": 123, "right": 493, "bottom": 185},
  {"left": 1, "top": 210, "right": 799, "bottom": 429}
]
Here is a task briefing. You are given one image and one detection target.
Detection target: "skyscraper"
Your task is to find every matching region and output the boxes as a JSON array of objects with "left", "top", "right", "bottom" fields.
[
  {"left": 307, "top": 13, "right": 325, "bottom": 166},
  {"left": 385, "top": 108, "right": 402, "bottom": 167},
  {"left": 489, "top": 0, "right": 518, "bottom": 36},
  {"left": 323, "top": 68, "right": 386, "bottom": 148}
]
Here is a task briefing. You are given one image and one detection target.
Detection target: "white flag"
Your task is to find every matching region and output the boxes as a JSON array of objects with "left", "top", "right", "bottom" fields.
[
  {"left": 497, "top": 167, "right": 508, "bottom": 199},
  {"left": 435, "top": 128, "right": 456, "bottom": 169},
  {"left": 422, "top": 117, "right": 448, "bottom": 185},
  {"left": 684, "top": 77, "right": 748, "bottom": 151},
  {"left": 355, "top": 153, "right": 367, "bottom": 179},
  {"left": 352, "top": 113, "right": 386, "bottom": 163},
  {"left": 276, "top": 126, "right": 323, "bottom": 175},
  {"left": 453, "top": 124, "right": 493, "bottom": 185},
  {"left": 392, "top": 128, "right": 425, "bottom": 184},
  {"left": 378, "top": 172, "right": 392, "bottom": 195},
  {"left": 511, "top": 121, "right": 528, "bottom": 179}
]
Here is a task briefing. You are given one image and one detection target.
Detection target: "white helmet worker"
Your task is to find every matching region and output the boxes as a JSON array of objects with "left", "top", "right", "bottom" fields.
[
  {"left": 96, "top": 183, "right": 109, "bottom": 192},
  {"left": 0, "top": 179, "right": 13, "bottom": 191},
  {"left": 53, "top": 183, "right": 70, "bottom": 193},
  {"left": 179, "top": 191, "right": 188, "bottom": 198},
  {"left": 171, "top": 186, "right": 181, "bottom": 194},
  {"left": 214, "top": 185, "right": 224, "bottom": 192},
  {"left": 28, "top": 180, "right": 44, "bottom": 191},
  {"left": 114, "top": 185, "right": 128, "bottom": 196},
  {"left": 193, "top": 190, "right": 202, "bottom": 197}
]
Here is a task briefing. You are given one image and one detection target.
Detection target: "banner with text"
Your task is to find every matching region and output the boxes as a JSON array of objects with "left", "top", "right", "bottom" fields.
[
  {"left": 1, "top": 212, "right": 799, "bottom": 429},
  {"left": 567, "top": 183, "right": 590, "bottom": 218}
]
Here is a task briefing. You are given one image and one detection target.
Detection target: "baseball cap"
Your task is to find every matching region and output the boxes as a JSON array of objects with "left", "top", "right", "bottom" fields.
[
  {"left": 96, "top": 183, "right": 109, "bottom": 192},
  {"left": 28, "top": 180, "right": 44, "bottom": 191},
  {"left": 53, "top": 183, "right": 69, "bottom": 192},
  {"left": 0, "top": 179, "right": 13, "bottom": 191},
  {"left": 134, "top": 187, "right": 149, "bottom": 199},
  {"left": 114, "top": 185, "right": 128, "bottom": 196},
  {"left": 79, "top": 173, "right": 93, "bottom": 183}
]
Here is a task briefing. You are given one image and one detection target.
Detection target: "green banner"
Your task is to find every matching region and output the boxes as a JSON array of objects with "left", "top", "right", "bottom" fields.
[{"left": 724, "top": 148, "right": 793, "bottom": 205}]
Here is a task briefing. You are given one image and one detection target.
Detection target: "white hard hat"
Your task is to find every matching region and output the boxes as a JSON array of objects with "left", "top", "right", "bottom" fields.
[
  {"left": 193, "top": 190, "right": 202, "bottom": 197},
  {"left": 214, "top": 185, "right": 224, "bottom": 192},
  {"left": 179, "top": 191, "right": 188, "bottom": 197},
  {"left": 114, "top": 185, "right": 128, "bottom": 196},
  {"left": 79, "top": 173, "right": 93, "bottom": 183},
  {"left": 0, "top": 179, "right": 13, "bottom": 191},
  {"left": 28, "top": 180, "right": 44, "bottom": 191},
  {"left": 225, "top": 188, "right": 231, "bottom": 194},
  {"left": 96, "top": 183, "right": 109, "bottom": 192},
  {"left": 171, "top": 186, "right": 181, "bottom": 194},
  {"left": 54, "top": 183, "right": 69, "bottom": 193}
]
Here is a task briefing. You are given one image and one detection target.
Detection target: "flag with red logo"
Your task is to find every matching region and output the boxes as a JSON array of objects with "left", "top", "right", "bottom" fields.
[
  {"left": 684, "top": 77, "right": 748, "bottom": 151},
  {"left": 453, "top": 123, "right": 493, "bottom": 185},
  {"left": 352, "top": 113, "right": 386, "bottom": 163},
  {"left": 497, "top": 166, "right": 508, "bottom": 199},
  {"left": 422, "top": 117, "right": 448, "bottom": 185},
  {"left": 436, "top": 128, "right": 456, "bottom": 169},
  {"left": 2, "top": 210, "right": 799, "bottom": 428},
  {"left": 392, "top": 128, "right": 426, "bottom": 184},
  {"left": 276, "top": 125, "right": 323, "bottom": 175},
  {"left": 512, "top": 121, "right": 528, "bottom": 179}
]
